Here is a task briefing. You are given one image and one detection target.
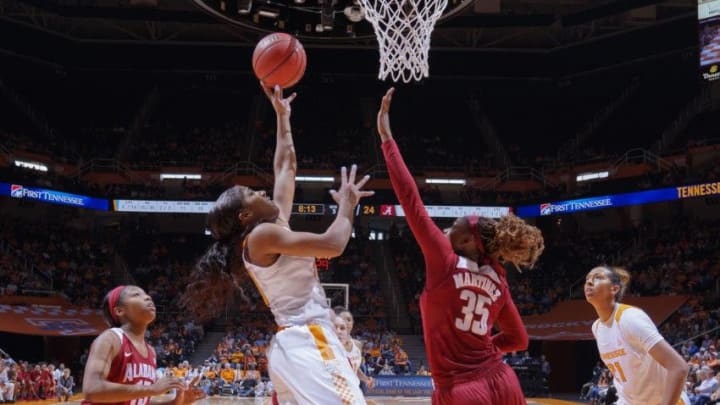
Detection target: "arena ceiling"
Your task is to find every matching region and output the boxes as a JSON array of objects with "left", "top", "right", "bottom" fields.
[{"left": 0, "top": 0, "right": 700, "bottom": 78}]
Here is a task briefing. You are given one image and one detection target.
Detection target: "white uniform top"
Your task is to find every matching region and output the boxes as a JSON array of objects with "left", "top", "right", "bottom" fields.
[
  {"left": 243, "top": 241, "right": 332, "bottom": 328},
  {"left": 346, "top": 340, "right": 363, "bottom": 373},
  {"left": 592, "top": 304, "right": 688, "bottom": 405}
]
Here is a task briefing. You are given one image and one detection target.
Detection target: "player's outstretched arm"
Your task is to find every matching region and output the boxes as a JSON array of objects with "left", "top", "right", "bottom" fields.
[
  {"left": 248, "top": 165, "right": 373, "bottom": 260},
  {"left": 377, "top": 88, "right": 454, "bottom": 285},
  {"left": 262, "top": 83, "right": 298, "bottom": 225}
]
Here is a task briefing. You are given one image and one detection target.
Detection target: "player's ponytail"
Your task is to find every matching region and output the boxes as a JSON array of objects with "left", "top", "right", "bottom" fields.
[
  {"left": 181, "top": 185, "right": 249, "bottom": 322},
  {"left": 607, "top": 266, "right": 631, "bottom": 302},
  {"left": 488, "top": 214, "right": 545, "bottom": 269}
]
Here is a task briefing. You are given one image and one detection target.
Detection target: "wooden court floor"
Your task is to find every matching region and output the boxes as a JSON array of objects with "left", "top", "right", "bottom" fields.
[{"left": 21, "top": 394, "right": 584, "bottom": 405}]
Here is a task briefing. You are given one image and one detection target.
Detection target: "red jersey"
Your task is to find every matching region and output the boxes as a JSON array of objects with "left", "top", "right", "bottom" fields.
[
  {"left": 40, "top": 369, "right": 53, "bottom": 383},
  {"left": 382, "top": 140, "right": 528, "bottom": 389},
  {"left": 82, "top": 328, "right": 157, "bottom": 405}
]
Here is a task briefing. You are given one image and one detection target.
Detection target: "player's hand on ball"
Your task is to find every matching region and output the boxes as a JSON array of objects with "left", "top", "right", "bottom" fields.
[
  {"left": 329, "top": 164, "right": 374, "bottom": 207},
  {"left": 262, "top": 82, "right": 297, "bottom": 118}
]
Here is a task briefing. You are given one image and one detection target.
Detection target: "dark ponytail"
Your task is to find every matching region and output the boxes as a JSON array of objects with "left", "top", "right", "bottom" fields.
[{"left": 181, "top": 186, "right": 250, "bottom": 322}]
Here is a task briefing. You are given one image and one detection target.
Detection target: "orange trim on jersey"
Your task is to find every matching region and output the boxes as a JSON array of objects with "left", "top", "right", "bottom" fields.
[
  {"left": 242, "top": 238, "right": 270, "bottom": 306},
  {"left": 308, "top": 324, "right": 335, "bottom": 361},
  {"left": 614, "top": 304, "right": 633, "bottom": 324}
]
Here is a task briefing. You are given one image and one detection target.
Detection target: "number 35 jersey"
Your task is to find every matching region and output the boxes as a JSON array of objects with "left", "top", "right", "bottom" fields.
[
  {"left": 420, "top": 256, "right": 521, "bottom": 388},
  {"left": 591, "top": 304, "right": 689, "bottom": 405}
]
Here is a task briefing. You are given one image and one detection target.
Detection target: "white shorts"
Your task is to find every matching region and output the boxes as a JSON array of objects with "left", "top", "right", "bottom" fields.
[{"left": 268, "top": 323, "right": 365, "bottom": 405}]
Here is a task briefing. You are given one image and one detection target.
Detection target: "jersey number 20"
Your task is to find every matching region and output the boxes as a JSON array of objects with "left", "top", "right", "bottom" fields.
[{"left": 455, "top": 289, "right": 491, "bottom": 336}]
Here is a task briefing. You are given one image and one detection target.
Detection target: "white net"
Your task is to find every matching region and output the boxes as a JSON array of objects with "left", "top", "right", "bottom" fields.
[{"left": 359, "top": 0, "right": 448, "bottom": 82}]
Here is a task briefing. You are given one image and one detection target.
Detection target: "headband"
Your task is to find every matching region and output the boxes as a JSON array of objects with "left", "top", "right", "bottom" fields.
[{"left": 108, "top": 285, "right": 126, "bottom": 323}]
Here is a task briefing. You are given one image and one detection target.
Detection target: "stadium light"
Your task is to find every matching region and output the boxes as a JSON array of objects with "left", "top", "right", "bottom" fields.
[
  {"left": 576, "top": 171, "right": 609, "bottom": 182},
  {"left": 160, "top": 173, "right": 202, "bottom": 181},
  {"left": 14, "top": 160, "right": 48, "bottom": 172},
  {"left": 425, "top": 178, "right": 466, "bottom": 185},
  {"left": 295, "top": 176, "right": 335, "bottom": 183}
]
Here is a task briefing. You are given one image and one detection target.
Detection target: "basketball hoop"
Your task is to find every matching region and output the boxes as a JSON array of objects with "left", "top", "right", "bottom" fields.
[{"left": 359, "top": 0, "right": 448, "bottom": 82}]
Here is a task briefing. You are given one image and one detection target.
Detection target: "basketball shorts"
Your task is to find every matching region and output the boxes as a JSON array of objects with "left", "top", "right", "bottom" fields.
[
  {"left": 268, "top": 323, "right": 365, "bottom": 405},
  {"left": 432, "top": 362, "right": 525, "bottom": 405}
]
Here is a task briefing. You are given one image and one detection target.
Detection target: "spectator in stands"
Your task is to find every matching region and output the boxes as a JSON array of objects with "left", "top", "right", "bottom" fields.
[
  {"left": 588, "top": 370, "right": 611, "bottom": 405},
  {"left": 692, "top": 367, "right": 719, "bottom": 405},
  {"left": 416, "top": 365, "right": 430, "bottom": 376},
  {"left": 0, "top": 361, "right": 16, "bottom": 403},
  {"left": 56, "top": 368, "right": 74, "bottom": 402},
  {"left": 220, "top": 363, "right": 236, "bottom": 386}
]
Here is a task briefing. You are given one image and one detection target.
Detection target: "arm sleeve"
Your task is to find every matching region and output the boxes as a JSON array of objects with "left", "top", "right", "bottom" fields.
[
  {"left": 381, "top": 140, "right": 455, "bottom": 288},
  {"left": 491, "top": 291, "right": 529, "bottom": 353},
  {"left": 620, "top": 308, "right": 664, "bottom": 353}
]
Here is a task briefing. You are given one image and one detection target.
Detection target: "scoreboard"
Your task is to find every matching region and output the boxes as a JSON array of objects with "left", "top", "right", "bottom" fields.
[
  {"left": 294, "top": 203, "right": 511, "bottom": 218},
  {"left": 699, "top": 0, "right": 720, "bottom": 81}
]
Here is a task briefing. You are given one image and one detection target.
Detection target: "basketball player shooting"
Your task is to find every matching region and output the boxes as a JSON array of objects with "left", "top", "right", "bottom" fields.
[
  {"left": 376, "top": 88, "right": 545, "bottom": 405},
  {"left": 585, "top": 266, "right": 691, "bottom": 405},
  {"left": 182, "top": 84, "right": 373, "bottom": 405},
  {"left": 82, "top": 285, "right": 205, "bottom": 405}
]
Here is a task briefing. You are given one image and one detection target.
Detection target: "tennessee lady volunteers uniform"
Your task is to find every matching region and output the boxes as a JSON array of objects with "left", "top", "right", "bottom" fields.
[
  {"left": 591, "top": 304, "right": 690, "bottom": 405},
  {"left": 244, "top": 243, "right": 364, "bottom": 405}
]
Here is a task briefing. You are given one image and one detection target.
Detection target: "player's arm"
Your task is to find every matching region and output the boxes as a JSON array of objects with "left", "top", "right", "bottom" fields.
[
  {"left": 262, "top": 84, "right": 298, "bottom": 225},
  {"left": 82, "top": 332, "right": 185, "bottom": 403},
  {"left": 622, "top": 308, "right": 689, "bottom": 405},
  {"left": 648, "top": 340, "right": 689, "bottom": 405},
  {"left": 248, "top": 165, "right": 373, "bottom": 260},
  {"left": 491, "top": 293, "right": 529, "bottom": 353},
  {"left": 377, "top": 88, "right": 454, "bottom": 287},
  {"left": 355, "top": 343, "right": 375, "bottom": 388},
  {"left": 357, "top": 368, "right": 374, "bottom": 388}
]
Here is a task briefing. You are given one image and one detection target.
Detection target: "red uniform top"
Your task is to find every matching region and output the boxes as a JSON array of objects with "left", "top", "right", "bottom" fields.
[
  {"left": 40, "top": 369, "right": 53, "bottom": 383},
  {"left": 81, "top": 328, "right": 157, "bottom": 405},
  {"left": 382, "top": 140, "right": 528, "bottom": 388}
]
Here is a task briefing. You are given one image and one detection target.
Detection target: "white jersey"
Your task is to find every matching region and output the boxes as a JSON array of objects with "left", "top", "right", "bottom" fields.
[
  {"left": 243, "top": 239, "right": 332, "bottom": 327},
  {"left": 592, "top": 304, "right": 689, "bottom": 405},
  {"left": 346, "top": 340, "right": 363, "bottom": 373}
]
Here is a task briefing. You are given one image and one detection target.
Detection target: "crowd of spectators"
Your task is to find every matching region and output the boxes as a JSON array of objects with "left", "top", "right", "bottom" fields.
[
  {"left": 0, "top": 219, "right": 114, "bottom": 308},
  {"left": 0, "top": 354, "right": 75, "bottom": 403}
]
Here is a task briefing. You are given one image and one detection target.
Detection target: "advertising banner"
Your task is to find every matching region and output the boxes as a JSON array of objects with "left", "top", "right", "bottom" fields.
[
  {"left": 366, "top": 376, "right": 433, "bottom": 397},
  {"left": 0, "top": 304, "right": 107, "bottom": 336},
  {"left": 522, "top": 296, "right": 688, "bottom": 341},
  {"left": 0, "top": 182, "right": 108, "bottom": 211}
]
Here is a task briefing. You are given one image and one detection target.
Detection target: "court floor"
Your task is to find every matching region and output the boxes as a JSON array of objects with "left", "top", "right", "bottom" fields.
[{"left": 28, "top": 395, "right": 584, "bottom": 405}]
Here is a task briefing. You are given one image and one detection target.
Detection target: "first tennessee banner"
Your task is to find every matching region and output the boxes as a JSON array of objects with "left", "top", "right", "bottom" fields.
[
  {"left": 522, "top": 295, "right": 688, "bottom": 341},
  {"left": 0, "top": 304, "right": 108, "bottom": 336}
]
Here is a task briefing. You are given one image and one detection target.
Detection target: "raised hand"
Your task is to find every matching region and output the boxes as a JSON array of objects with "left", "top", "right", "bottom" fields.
[
  {"left": 376, "top": 87, "right": 395, "bottom": 141},
  {"left": 262, "top": 83, "right": 297, "bottom": 117},
  {"left": 329, "top": 164, "right": 374, "bottom": 208}
]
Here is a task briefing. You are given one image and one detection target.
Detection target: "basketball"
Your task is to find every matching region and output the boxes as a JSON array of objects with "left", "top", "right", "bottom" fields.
[{"left": 252, "top": 32, "right": 307, "bottom": 89}]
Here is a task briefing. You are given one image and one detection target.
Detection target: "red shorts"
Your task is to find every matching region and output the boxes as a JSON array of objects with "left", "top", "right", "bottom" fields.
[{"left": 432, "top": 363, "right": 525, "bottom": 405}]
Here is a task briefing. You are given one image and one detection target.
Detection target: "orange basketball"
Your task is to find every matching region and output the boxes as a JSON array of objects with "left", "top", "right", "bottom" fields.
[{"left": 252, "top": 32, "right": 307, "bottom": 89}]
